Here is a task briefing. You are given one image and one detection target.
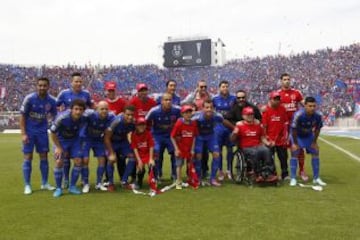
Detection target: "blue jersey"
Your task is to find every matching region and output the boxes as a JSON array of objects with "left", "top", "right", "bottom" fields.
[
  {"left": 146, "top": 105, "right": 181, "bottom": 136},
  {"left": 20, "top": 92, "right": 57, "bottom": 135},
  {"left": 191, "top": 111, "right": 224, "bottom": 136},
  {"left": 50, "top": 110, "right": 86, "bottom": 140},
  {"left": 83, "top": 109, "right": 115, "bottom": 141},
  {"left": 108, "top": 114, "right": 135, "bottom": 142},
  {"left": 56, "top": 88, "right": 92, "bottom": 109},
  {"left": 156, "top": 93, "right": 181, "bottom": 106},
  {"left": 212, "top": 94, "right": 236, "bottom": 117},
  {"left": 291, "top": 109, "right": 323, "bottom": 138}
]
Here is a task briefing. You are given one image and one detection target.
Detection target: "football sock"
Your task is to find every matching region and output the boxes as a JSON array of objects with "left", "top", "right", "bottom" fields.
[
  {"left": 211, "top": 157, "right": 220, "bottom": 180},
  {"left": 122, "top": 159, "right": 136, "bottom": 183},
  {"left": 40, "top": 159, "right": 49, "bottom": 185},
  {"left": 54, "top": 167, "right": 63, "bottom": 189},
  {"left": 97, "top": 166, "right": 105, "bottom": 184},
  {"left": 63, "top": 158, "right": 70, "bottom": 181},
  {"left": 81, "top": 166, "right": 89, "bottom": 185},
  {"left": 106, "top": 164, "right": 114, "bottom": 184},
  {"left": 22, "top": 160, "right": 32, "bottom": 185},
  {"left": 312, "top": 157, "right": 320, "bottom": 179},
  {"left": 70, "top": 166, "right": 81, "bottom": 187},
  {"left": 290, "top": 157, "right": 298, "bottom": 179}
]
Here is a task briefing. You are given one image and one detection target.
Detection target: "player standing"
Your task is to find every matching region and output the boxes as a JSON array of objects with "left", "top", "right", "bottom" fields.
[
  {"left": 20, "top": 77, "right": 57, "bottom": 195},
  {"left": 289, "top": 97, "right": 327, "bottom": 187},
  {"left": 277, "top": 73, "right": 308, "bottom": 181}
]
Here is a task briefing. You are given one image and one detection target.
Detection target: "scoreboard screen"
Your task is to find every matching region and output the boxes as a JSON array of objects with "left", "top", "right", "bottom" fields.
[{"left": 163, "top": 39, "right": 212, "bottom": 67}]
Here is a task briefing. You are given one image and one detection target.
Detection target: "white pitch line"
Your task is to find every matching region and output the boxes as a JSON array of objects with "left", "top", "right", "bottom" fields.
[{"left": 319, "top": 137, "right": 360, "bottom": 163}]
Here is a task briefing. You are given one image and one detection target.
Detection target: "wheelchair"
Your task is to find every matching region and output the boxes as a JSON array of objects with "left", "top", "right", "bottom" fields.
[{"left": 232, "top": 148, "right": 279, "bottom": 187}]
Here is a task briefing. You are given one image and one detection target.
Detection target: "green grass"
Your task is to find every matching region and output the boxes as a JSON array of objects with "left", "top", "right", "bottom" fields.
[{"left": 1, "top": 134, "right": 360, "bottom": 240}]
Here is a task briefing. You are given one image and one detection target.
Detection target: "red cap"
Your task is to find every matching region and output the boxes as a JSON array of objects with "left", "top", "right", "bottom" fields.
[
  {"left": 136, "top": 83, "right": 148, "bottom": 91},
  {"left": 269, "top": 91, "right": 281, "bottom": 99},
  {"left": 135, "top": 117, "right": 146, "bottom": 125},
  {"left": 242, "top": 107, "right": 254, "bottom": 115},
  {"left": 181, "top": 105, "right": 193, "bottom": 113},
  {"left": 105, "top": 81, "right": 116, "bottom": 90}
]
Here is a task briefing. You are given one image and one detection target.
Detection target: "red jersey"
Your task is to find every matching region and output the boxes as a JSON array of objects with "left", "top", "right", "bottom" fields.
[
  {"left": 170, "top": 118, "right": 198, "bottom": 159},
  {"left": 262, "top": 104, "right": 288, "bottom": 146},
  {"left": 233, "top": 120, "right": 264, "bottom": 148},
  {"left": 130, "top": 130, "right": 154, "bottom": 164},
  {"left": 278, "top": 88, "right": 303, "bottom": 120},
  {"left": 105, "top": 97, "right": 127, "bottom": 115},
  {"left": 129, "top": 96, "right": 157, "bottom": 119}
]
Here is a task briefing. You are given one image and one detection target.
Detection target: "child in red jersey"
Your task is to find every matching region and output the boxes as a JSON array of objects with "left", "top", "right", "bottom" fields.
[
  {"left": 171, "top": 105, "right": 199, "bottom": 189},
  {"left": 130, "top": 117, "right": 155, "bottom": 189}
]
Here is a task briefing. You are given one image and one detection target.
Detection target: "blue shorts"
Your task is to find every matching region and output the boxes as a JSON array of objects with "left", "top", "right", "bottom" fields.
[
  {"left": 82, "top": 140, "right": 106, "bottom": 158},
  {"left": 22, "top": 133, "right": 49, "bottom": 154},
  {"left": 57, "top": 138, "right": 83, "bottom": 159},
  {"left": 112, "top": 140, "right": 134, "bottom": 157},
  {"left": 290, "top": 135, "right": 317, "bottom": 154},
  {"left": 153, "top": 134, "right": 174, "bottom": 154},
  {"left": 215, "top": 124, "right": 234, "bottom": 147},
  {"left": 195, "top": 134, "right": 220, "bottom": 154}
]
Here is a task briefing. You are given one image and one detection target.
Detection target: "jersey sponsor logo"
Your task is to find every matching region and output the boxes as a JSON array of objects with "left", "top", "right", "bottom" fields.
[
  {"left": 244, "top": 130, "right": 257, "bottom": 137},
  {"left": 181, "top": 130, "right": 194, "bottom": 138},
  {"left": 138, "top": 142, "right": 148, "bottom": 148},
  {"left": 29, "top": 111, "right": 46, "bottom": 121},
  {"left": 270, "top": 116, "right": 281, "bottom": 122}
]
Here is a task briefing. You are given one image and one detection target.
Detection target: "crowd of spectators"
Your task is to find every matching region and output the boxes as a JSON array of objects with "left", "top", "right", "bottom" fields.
[{"left": 0, "top": 43, "right": 359, "bottom": 123}]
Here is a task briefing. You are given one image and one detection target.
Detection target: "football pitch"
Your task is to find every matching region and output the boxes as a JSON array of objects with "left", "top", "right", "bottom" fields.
[{"left": 0, "top": 134, "right": 359, "bottom": 240}]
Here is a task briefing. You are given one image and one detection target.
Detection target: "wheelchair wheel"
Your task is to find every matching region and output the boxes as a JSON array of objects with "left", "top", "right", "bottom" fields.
[{"left": 233, "top": 150, "right": 247, "bottom": 184}]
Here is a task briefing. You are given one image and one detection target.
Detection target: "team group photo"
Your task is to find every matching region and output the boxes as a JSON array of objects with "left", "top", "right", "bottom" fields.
[{"left": 1, "top": 0, "right": 359, "bottom": 239}]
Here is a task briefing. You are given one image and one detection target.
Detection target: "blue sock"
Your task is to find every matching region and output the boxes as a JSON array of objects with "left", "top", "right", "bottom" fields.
[
  {"left": 194, "top": 160, "right": 202, "bottom": 179},
  {"left": 211, "top": 157, "right": 220, "bottom": 180},
  {"left": 54, "top": 167, "right": 63, "bottom": 189},
  {"left": 63, "top": 158, "right": 70, "bottom": 182},
  {"left": 97, "top": 166, "right": 105, "bottom": 184},
  {"left": 82, "top": 166, "right": 89, "bottom": 184},
  {"left": 312, "top": 157, "right": 320, "bottom": 179},
  {"left": 40, "top": 159, "right": 49, "bottom": 185},
  {"left": 219, "top": 155, "right": 223, "bottom": 171},
  {"left": 290, "top": 158, "right": 298, "bottom": 179},
  {"left": 227, "top": 148, "right": 233, "bottom": 172},
  {"left": 70, "top": 166, "right": 81, "bottom": 187},
  {"left": 22, "top": 160, "right": 32, "bottom": 185},
  {"left": 106, "top": 164, "right": 114, "bottom": 184},
  {"left": 122, "top": 159, "right": 136, "bottom": 183}
]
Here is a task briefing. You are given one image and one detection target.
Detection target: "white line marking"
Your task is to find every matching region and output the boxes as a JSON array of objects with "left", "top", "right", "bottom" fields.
[{"left": 319, "top": 137, "right": 360, "bottom": 163}]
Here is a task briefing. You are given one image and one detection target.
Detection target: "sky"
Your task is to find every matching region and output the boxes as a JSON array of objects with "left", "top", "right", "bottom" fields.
[{"left": 0, "top": 0, "right": 359, "bottom": 66}]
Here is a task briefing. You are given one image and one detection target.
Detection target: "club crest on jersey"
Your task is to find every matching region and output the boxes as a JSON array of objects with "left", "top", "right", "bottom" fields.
[
  {"left": 291, "top": 94, "right": 296, "bottom": 100},
  {"left": 45, "top": 103, "right": 52, "bottom": 111},
  {"left": 172, "top": 44, "right": 183, "bottom": 58}
]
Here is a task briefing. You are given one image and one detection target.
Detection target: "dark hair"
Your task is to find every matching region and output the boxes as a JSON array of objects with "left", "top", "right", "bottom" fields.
[
  {"left": 166, "top": 79, "right": 176, "bottom": 87},
  {"left": 70, "top": 99, "right": 86, "bottom": 110},
  {"left": 202, "top": 99, "right": 213, "bottom": 107},
  {"left": 71, "top": 72, "right": 82, "bottom": 78},
  {"left": 305, "top": 96, "right": 316, "bottom": 104},
  {"left": 124, "top": 105, "right": 135, "bottom": 112},
  {"left": 219, "top": 80, "right": 229, "bottom": 87},
  {"left": 37, "top": 77, "right": 50, "bottom": 85},
  {"left": 280, "top": 73, "right": 290, "bottom": 80},
  {"left": 236, "top": 89, "right": 246, "bottom": 95}
]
